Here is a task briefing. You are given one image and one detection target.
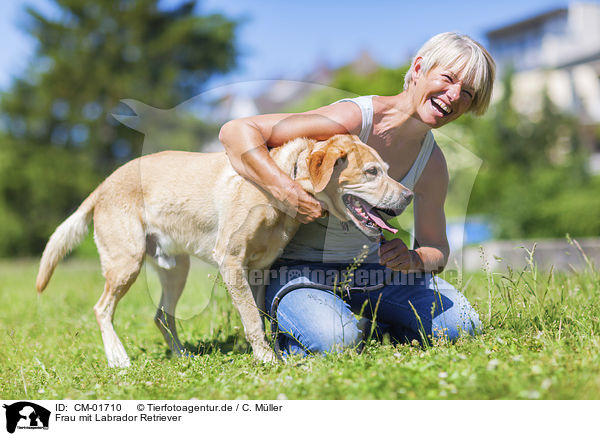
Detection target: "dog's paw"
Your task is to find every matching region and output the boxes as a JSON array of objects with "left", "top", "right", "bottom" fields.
[
  {"left": 254, "top": 348, "right": 279, "bottom": 364},
  {"left": 107, "top": 357, "right": 131, "bottom": 368}
]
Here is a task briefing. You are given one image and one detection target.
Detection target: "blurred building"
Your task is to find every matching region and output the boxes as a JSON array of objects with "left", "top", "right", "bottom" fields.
[{"left": 486, "top": 2, "right": 600, "bottom": 171}]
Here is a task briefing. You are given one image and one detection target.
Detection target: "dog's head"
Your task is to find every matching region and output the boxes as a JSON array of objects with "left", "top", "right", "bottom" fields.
[{"left": 305, "top": 134, "right": 413, "bottom": 238}]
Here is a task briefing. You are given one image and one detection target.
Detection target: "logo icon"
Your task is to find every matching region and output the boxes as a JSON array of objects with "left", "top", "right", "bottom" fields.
[{"left": 3, "top": 402, "right": 50, "bottom": 433}]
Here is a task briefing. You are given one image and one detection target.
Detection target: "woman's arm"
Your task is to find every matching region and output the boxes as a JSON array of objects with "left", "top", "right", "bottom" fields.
[
  {"left": 378, "top": 146, "right": 450, "bottom": 273},
  {"left": 218, "top": 103, "right": 362, "bottom": 223}
]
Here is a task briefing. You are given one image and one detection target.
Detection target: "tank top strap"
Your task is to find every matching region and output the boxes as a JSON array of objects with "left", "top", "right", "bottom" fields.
[
  {"left": 399, "top": 131, "right": 436, "bottom": 191},
  {"left": 332, "top": 95, "right": 374, "bottom": 143}
]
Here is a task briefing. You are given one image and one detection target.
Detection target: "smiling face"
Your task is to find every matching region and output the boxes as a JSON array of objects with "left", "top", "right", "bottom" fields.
[
  {"left": 411, "top": 60, "right": 475, "bottom": 128},
  {"left": 403, "top": 33, "right": 496, "bottom": 117}
]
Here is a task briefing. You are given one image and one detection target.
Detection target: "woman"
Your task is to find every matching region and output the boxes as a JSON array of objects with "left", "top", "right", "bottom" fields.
[{"left": 219, "top": 32, "right": 496, "bottom": 356}]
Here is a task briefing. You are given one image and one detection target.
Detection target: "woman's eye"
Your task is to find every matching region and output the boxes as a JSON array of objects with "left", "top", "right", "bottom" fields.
[
  {"left": 366, "top": 167, "right": 379, "bottom": 176},
  {"left": 462, "top": 90, "right": 473, "bottom": 99}
]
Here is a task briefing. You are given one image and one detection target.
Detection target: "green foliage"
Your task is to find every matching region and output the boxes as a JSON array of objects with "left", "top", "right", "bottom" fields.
[
  {"left": 0, "top": 0, "right": 238, "bottom": 256},
  {"left": 0, "top": 133, "right": 99, "bottom": 255},
  {"left": 332, "top": 63, "right": 410, "bottom": 96},
  {"left": 456, "top": 70, "right": 599, "bottom": 239}
]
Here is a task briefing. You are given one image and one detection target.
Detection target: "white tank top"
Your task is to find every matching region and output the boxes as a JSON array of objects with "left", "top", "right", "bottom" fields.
[{"left": 280, "top": 95, "right": 436, "bottom": 263}]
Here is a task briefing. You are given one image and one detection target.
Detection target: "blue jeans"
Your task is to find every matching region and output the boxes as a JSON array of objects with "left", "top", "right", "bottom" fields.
[{"left": 265, "top": 262, "right": 481, "bottom": 356}]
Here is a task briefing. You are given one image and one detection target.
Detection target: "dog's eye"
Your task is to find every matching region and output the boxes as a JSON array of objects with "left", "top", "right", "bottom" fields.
[{"left": 365, "top": 167, "right": 379, "bottom": 176}]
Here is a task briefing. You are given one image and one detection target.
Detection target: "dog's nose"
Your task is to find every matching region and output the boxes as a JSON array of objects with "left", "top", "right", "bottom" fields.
[{"left": 403, "top": 190, "right": 414, "bottom": 204}]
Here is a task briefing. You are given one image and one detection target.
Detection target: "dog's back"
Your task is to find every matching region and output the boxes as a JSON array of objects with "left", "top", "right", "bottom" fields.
[{"left": 36, "top": 146, "right": 297, "bottom": 290}]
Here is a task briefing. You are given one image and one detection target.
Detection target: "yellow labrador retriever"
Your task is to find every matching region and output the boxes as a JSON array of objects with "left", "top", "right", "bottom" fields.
[{"left": 36, "top": 134, "right": 413, "bottom": 367}]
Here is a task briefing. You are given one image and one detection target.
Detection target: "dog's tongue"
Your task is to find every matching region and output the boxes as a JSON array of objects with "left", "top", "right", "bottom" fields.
[{"left": 365, "top": 208, "right": 398, "bottom": 234}]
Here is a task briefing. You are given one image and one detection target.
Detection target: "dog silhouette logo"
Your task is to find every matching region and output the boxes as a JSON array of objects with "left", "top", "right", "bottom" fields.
[{"left": 3, "top": 402, "right": 50, "bottom": 433}]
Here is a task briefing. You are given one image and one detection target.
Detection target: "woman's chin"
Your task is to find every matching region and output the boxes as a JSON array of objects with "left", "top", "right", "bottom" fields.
[
  {"left": 415, "top": 108, "right": 444, "bottom": 128},
  {"left": 418, "top": 102, "right": 458, "bottom": 128},
  {"left": 419, "top": 114, "right": 446, "bottom": 128},
  {"left": 427, "top": 109, "right": 459, "bottom": 128}
]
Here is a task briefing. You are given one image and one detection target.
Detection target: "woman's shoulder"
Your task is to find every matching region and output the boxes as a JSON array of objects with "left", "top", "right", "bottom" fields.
[
  {"left": 331, "top": 95, "right": 376, "bottom": 114},
  {"left": 312, "top": 98, "right": 367, "bottom": 137}
]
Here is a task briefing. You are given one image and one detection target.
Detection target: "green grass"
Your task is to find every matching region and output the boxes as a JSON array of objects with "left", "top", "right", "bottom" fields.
[{"left": 1, "top": 247, "right": 599, "bottom": 400}]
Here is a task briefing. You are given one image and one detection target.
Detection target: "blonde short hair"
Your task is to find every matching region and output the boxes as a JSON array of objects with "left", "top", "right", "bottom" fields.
[{"left": 404, "top": 32, "right": 496, "bottom": 116}]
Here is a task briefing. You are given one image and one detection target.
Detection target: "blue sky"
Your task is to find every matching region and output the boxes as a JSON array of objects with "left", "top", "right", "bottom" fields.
[{"left": 0, "top": 0, "right": 588, "bottom": 92}]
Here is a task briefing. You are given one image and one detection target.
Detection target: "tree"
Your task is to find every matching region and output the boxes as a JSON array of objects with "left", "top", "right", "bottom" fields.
[{"left": 0, "top": 0, "right": 238, "bottom": 255}]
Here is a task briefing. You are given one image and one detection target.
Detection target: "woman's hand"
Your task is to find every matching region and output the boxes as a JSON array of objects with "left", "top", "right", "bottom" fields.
[
  {"left": 378, "top": 239, "right": 424, "bottom": 272},
  {"left": 280, "top": 182, "right": 326, "bottom": 223}
]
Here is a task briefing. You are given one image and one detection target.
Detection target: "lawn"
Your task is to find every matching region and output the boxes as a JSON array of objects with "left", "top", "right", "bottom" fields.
[{"left": 1, "top": 245, "right": 599, "bottom": 400}]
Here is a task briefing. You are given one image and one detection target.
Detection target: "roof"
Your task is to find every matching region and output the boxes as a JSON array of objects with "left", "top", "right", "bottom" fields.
[{"left": 486, "top": 7, "right": 568, "bottom": 39}]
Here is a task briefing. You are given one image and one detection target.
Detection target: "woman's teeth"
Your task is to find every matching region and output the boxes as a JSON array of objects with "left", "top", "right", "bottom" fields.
[{"left": 432, "top": 97, "right": 451, "bottom": 115}]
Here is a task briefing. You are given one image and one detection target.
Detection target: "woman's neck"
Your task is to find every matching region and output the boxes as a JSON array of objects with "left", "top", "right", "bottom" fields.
[{"left": 374, "top": 92, "right": 431, "bottom": 147}]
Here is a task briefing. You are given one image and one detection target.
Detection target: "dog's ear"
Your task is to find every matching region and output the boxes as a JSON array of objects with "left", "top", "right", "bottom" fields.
[{"left": 307, "top": 145, "right": 347, "bottom": 192}]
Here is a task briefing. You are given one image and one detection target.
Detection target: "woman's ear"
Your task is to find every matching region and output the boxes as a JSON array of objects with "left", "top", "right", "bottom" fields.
[{"left": 412, "top": 56, "right": 423, "bottom": 84}]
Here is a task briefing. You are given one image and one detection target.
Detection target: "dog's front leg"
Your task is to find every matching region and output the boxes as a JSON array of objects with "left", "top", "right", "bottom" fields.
[{"left": 220, "top": 259, "right": 278, "bottom": 363}]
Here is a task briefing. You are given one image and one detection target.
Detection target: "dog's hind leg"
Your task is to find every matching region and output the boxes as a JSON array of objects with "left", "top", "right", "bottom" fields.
[
  {"left": 94, "top": 278, "right": 138, "bottom": 368},
  {"left": 93, "top": 211, "right": 145, "bottom": 368},
  {"left": 152, "top": 255, "right": 190, "bottom": 357}
]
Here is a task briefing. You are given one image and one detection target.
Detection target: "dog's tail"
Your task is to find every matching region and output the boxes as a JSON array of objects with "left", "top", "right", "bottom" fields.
[{"left": 36, "top": 188, "right": 99, "bottom": 293}]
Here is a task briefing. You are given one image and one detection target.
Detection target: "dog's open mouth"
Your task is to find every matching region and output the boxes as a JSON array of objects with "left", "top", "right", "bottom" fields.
[{"left": 343, "top": 194, "right": 399, "bottom": 235}]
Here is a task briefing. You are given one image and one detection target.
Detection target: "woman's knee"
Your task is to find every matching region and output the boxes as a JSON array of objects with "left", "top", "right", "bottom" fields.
[
  {"left": 276, "top": 287, "right": 362, "bottom": 355},
  {"left": 429, "top": 277, "right": 481, "bottom": 341},
  {"left": 306, "top": 316, "right": 362, "bottom": 354},
  {"left": 432, "top": 312, "right": 481, "bottom": 341}
]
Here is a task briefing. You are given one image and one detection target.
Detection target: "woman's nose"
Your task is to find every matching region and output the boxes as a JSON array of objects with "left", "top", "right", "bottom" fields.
[{"left": 447, "top": 82, "right": 462, "bottom": 101}]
